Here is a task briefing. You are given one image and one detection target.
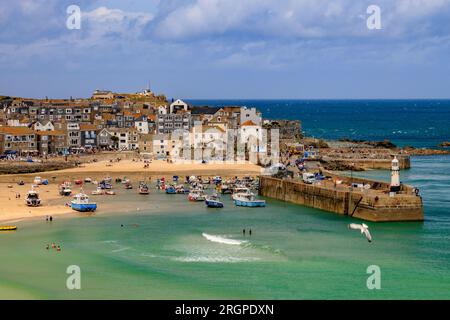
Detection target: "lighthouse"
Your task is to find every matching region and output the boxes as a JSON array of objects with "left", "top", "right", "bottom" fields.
[{"left": 390, "top": 156, "right": 401, "bottom": 192}]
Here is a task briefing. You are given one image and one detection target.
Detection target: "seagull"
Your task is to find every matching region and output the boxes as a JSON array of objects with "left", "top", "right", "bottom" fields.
[{"left": 348, "top": 223, "right": 372, "bottom": 242}]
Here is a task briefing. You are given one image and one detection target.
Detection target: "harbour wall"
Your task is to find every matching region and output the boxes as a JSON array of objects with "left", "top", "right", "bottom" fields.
[
  {"left": 327, "top": 156, "right": 410, "bottom": 170},
  {"left": 259, "top": 176, "right": 423, "bottom": 222}
]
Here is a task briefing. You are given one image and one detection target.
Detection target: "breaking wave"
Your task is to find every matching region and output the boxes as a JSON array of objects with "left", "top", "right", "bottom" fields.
[{"left": 202, "top": 233, "right": 247, "bottom": 245}]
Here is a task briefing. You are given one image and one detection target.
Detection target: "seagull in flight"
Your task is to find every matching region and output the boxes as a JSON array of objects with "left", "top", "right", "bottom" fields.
[{"left": 348, "top": 223, "right": 373, "bottom": 242}]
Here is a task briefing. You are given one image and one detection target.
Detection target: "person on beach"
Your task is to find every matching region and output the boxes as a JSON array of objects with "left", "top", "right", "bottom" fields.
[
  {"left": 46, "top": 216, "right": 49, "bottom": 221},
  {"left": 249, "top": 229, "right": 252, "bottom": 236},
  {"left": 243, "top": 229, "right": 246, "bottom": 236},
  {"left": 49, "top": 216, "right": 53, "bottom": 222}
]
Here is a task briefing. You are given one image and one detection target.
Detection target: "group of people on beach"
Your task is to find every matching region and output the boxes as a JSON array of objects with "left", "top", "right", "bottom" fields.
[
  {"left": 45, "top": 216, "right": 53, "bottom": 222},
  {"left": 46, "top": 243, "right": 61, "bottom": 252}
]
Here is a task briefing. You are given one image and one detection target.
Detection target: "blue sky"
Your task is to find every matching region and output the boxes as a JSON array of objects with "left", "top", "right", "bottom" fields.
[{"left": 0, "top": 0, "right": 449, "bottom": 99}]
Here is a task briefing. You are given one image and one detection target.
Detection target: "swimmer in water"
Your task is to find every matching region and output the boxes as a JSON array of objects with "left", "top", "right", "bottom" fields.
[
  {"left": 243, "top": 229, "right": 246, "bottom": 236},
  {"left": 249, "top": 229, "right": 252, "bottom": 236}
]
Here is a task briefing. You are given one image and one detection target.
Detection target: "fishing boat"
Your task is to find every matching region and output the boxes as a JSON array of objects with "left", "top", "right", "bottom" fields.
[
  {"left": 205, "top": 194, "right": 224, "bottom": 208},
  {"left": 26, "top": 189, "right": 41, "bottom": 207},
  {"left": 70, "top": 192, "right": 97, "bottom": 212},
  {"left": 59, "top": 181, "right": 72, "bottom": 196},
  {"left": 0, "top": 226, "right": 17, "bottom": 231},
  {"left": 188, "top": 189, "right": 206, "bottom": 201},
  {"left": 139, "top": 182, "right": 150, "bottom": 194},
  {"left": 233, "top": 193, "right": 266, "bottom": 207},
  {"left": 91, "top": 187, "right": 104, "bottom": 195},
  {"left": 33, "top": 176, "right": 42, "bottom": 185},
  {"left": 165, "top": 185, "right": 177, "bottom": 194}
]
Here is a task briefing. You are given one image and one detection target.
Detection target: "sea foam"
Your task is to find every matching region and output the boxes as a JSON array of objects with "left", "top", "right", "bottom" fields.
[{"left": 202, "top": 233, "right": 246, "bottom": 245}]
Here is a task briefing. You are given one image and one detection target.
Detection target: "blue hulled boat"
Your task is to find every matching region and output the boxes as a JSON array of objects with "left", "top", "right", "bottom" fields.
[
  {"left": 166, "top": 185, "right": 177, "bottom": 194},
  {"left": 233, "top": 193, "right": 266, "bottom": 207},
  {"left": 205, "top": 194, "right": 224, "bottom": 208},
  {"left": 71, "top": 192, "right": 97, "bottom": 212}
]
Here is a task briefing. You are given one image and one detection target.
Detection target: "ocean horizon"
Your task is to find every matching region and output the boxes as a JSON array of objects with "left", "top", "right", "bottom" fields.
[{"left": 187, "top": 99, "right": 450, "bottom": 149}]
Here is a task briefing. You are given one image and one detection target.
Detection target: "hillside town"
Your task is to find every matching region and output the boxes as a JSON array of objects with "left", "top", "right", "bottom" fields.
[{"left": 0, "top": 89, "right": 302, "bottom": 162}]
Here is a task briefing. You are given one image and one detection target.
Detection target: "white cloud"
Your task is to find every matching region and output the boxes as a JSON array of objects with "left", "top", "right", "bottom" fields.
[{"left": 146, "top": 0, "right": 450, "bottom": 40}]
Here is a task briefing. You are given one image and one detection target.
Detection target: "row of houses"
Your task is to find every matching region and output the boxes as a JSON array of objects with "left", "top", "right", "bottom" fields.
[{"left": 0, "top": 90, "right": 302, "bottom": 158}]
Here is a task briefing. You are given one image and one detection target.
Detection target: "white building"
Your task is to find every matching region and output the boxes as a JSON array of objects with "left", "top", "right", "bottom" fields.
[
  {"left": 169, "top": 99, "right": 189, "bottom": 114},
  {"left": 135, "top": 116, "right": 149, "bottom": 134},
  {"left": 34, "top": 121, "right": 55, "bottom": 132},
  {"left": 240, "top": 107, "right": 262, "bottom": 126}
]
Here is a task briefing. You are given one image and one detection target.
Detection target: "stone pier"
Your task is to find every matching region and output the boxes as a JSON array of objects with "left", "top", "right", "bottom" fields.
[{"left": 259, "top": 176, "right": 423, "bottom": 222}]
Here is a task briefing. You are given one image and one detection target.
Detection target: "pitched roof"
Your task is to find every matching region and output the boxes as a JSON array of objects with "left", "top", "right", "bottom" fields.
[
  {"left": 80, "top": 124, "right": 99, "bottom": 131},
  {"left": 0, "top": 126, "right": 35, "bottom": 135},
  {"left": 241, "top": 120, "right": 257, "bottom": 126}
]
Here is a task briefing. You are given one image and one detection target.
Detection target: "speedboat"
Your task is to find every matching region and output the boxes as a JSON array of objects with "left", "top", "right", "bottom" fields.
[
  {"left": 205, "top": 194, "right": 224, "bottom": 208},
  {"left": 139, "top": 182, "right": 150, "bottom": 194},
  {"left": 124, "top": 182, "right": 133, "bottom": 189},
  {"left": 26, "top": 189, "right": 41, "bottom": 207},
  {"left": 165, "top": 185, "right": 177, "bottom": 194},
  {"left": 99, "top": 180, "right": 112, "bottom": 189},
  {"left": 188, "top": 189, "right": 206, "bottom": 201},
  {"left": 84, "top": 177, "right": 92, "bottom": 183},
  {"left": 233, "top": 193, "right": 266, "bottom": 207},
  {"left": 71, "top": 192, "right": 97, "bottom": 212}
]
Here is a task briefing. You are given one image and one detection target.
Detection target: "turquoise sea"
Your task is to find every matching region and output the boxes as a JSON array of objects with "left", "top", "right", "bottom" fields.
[
  {"left": 0, "top": 100, "right": 449, "bottom": 299},
  {"left": 0, "top": 155, "right": 449, "bottom": 299}
]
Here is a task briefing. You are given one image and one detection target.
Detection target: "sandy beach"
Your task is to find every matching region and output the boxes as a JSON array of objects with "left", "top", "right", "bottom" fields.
[
  {"left": 0, "top": 160, "right": 262, "bottom": 223},
  {"left": 0, "top": 183, "right": 72, "bottom": 223}
]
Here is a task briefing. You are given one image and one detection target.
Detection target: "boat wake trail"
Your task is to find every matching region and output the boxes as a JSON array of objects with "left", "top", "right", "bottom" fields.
[{"left": 202, "top": 233, "right": 247, "bottom": 245}]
